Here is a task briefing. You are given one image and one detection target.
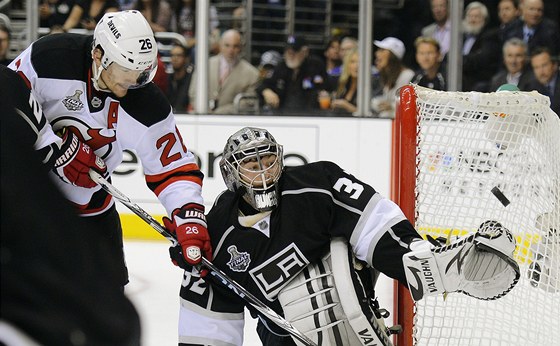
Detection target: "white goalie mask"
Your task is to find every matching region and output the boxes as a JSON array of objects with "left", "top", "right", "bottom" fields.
[
  {"left": 91, "top": 11, "right": 158, "bottom": 91},
  {"left": 220, "top": 127, "right": 284, "bottom": 212}
]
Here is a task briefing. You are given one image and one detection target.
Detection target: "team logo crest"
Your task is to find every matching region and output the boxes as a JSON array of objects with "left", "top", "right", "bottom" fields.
[
  {"left": 62, "top": 90, "right": 84, "bottom": 111},
  {"left": 227, "top": 245, "right": 251, "bottom": 272}
]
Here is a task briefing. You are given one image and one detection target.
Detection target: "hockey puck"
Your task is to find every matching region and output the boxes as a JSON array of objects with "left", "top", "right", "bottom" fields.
[{"left": 491, "top": 186, "right": 510, "bottom": 207}]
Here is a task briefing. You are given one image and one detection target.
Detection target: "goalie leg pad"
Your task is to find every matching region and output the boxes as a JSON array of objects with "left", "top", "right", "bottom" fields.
[
  {"left": 403, "top": 220, "right": 520, "bottom": 301},
  {"left": 277, "top": 238, "right": 392, "bottom": 346}
]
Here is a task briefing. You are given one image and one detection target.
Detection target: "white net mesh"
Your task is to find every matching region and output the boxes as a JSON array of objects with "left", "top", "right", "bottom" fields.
[{"left": 410, "top": 85, "right": 560, "bottom": 346}]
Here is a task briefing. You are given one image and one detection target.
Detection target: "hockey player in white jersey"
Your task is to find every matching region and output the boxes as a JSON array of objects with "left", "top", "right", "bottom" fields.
[
  {"left": 173, "top": 127, "right": 520, "bottom": 346},
  {"left": 7, "top": 11, "right": 211, "bottom": 287}
]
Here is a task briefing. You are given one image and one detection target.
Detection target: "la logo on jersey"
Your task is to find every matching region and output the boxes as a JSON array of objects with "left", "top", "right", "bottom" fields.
[
  {"left": 227, "top": 245, "right": 251, "bottom": 272},
  {"left": 249, "top": 243, "right": 309, "bottom": 301}
]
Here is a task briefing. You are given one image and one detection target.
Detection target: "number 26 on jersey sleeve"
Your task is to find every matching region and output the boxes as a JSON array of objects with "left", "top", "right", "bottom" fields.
[{"left": 156, "top": 126, "right": 188, "bottom": 167}]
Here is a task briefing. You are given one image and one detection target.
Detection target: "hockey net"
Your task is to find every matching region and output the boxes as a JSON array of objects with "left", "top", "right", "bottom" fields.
[{"left": 391, "top": 84, "right": 560, "bottom": 346}]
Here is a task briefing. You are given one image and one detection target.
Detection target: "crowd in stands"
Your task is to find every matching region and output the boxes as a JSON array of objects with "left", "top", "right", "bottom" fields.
[{"left": 18, "top": 0, "right": 559, "bottom": 117}]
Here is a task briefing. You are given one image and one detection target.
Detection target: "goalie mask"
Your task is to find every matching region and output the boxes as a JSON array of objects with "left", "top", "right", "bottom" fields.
[
  {"left": 220, "top": 127, "right": 284, "bottom": 212},
  {"left": 92, "top": 11, "right": 158, "bottom": 91}
]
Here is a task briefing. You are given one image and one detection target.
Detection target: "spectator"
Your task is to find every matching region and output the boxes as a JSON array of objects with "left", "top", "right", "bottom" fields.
[
  {"left": 257, "top": 35, "right": 329, "bottom": 114},
  {"left": 371, "top": 37, "right": 414, "bottom": 118},
  {"left": 496, "top": 0, "right": 521, "bottom": 42},
  {"left": 324, "top": 37, "right": 342, "bottom": 77},
  {"left": 189, "top": 29, "right": 259, "bottom": 114},
  {"left": 529, "top": 47, "right": 559, "bottom": 115},
  {"left": 135, "top": 0, "right": 175, "bottom": 33},
  {"left": 175, "top": 0, "right": 220, "bottom": 56},
  {"left": 490, "top": 38, "right": 534, "bottom": 91},
  {"left": 255, "top": 50, "right": 282, "bottom": 109},
  {"left": 331, "top": 47, "right": 358, "bottom": 114},
  {"left": 421, "top": 0, "right": 451, "bottom": 58},
  {"left": 503, "top": 0, "right": 560, "bottom": 55},
  {"left": 39, "top": 0, "right": 76, "bottom": 29},
  {"left": 62, "top": 0, "right": 119, "bottom": 31},
  {"left": 461, "top": 1, "right": 501, "bottom": 91},
  {"left": 411, "top": 36, "right": 446, "bottom": 90},
  {"left": 0, "top": 24, "right": 11, "bottom": 66},
  {"left": 339, "top": 36, "right": 358, "bottom": 60},
  {"left": 257, "top": 50, "right": 282, "bottom": 82},
  {"left": 166, "top": 44, "right": 194, "bottom": 113}
]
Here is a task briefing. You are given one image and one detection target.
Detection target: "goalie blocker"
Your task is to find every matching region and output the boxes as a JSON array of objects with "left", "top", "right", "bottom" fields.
[{"left": 403, "top": 220, "right": 520, "bottom": 301}]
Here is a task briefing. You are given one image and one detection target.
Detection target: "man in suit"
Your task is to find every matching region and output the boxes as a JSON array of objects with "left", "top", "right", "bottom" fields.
[
  {"left": 189, "top": 29, "right": 259, "bottom": 114},
  {"left": 529, "top": 46, "right": 560, "bottom": 116},
  {"left": 503, "top": 0, "right": 560, "bottom": 55},
  {"left": 490, "top": 37, "right": 535, "bottom": 91},
  {"left": 462, "top": 1, "right": 502, "bottom": 91},
  {"left": 421, "top": 0, "right": 451, "bottom": 59},
  {"left": 166, "top": 43, "right": 194, "bottom": 113}
]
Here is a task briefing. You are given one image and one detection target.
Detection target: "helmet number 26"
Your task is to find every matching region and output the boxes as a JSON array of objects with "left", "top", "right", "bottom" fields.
[{"left": 139, "top": 38, "right": 153, "bottom": 51}]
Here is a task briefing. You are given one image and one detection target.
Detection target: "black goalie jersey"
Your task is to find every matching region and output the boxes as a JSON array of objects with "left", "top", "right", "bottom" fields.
[{"left": 178, "top": 161, "right": 420, "bottom": 345}]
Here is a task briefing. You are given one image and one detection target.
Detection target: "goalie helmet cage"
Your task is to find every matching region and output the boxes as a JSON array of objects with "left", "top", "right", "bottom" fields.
[{"left": 390, "top": 84, "right": 560, "bottom": 346}]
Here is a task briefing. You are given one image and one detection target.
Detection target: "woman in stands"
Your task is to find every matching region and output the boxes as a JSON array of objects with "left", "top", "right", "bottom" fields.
[{"left": 331, "top": 47, "right": 359, "bottom": 114}]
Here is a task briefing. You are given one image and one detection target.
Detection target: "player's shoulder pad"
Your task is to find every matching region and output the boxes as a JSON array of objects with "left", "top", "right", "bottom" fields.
[
  {"left": 285, "top": 160, "right": 343, "bottom": 178},
  {"left": 119, "top": 84, "right": 172, "bottom": 127},
  {"left": 31, "top": 34, "right": 92, "bottom": 80}
]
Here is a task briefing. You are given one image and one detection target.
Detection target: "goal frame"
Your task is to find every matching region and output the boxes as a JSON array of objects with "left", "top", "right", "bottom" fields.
[
  {"left": 390, "top": 84, "right": 560, "bottom": 346},
  {"left": 390, "top": 85, "right": 417, "bottom": 346}
]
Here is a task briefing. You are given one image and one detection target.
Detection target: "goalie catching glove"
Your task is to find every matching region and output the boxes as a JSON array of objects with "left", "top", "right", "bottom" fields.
[
  {"left": 403, "top": 220, "right": 520, "bottom": 301},
  {"left": 163, "top": 203, "right": 212, "bottom": 276},
  {"left": 53, "top": 128, "right": 107, "bottom": 188}
]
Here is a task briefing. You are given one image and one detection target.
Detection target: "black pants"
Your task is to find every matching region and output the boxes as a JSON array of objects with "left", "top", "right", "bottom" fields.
[{"left": 82, "top": 205, "right": 129, "bottom": 287}]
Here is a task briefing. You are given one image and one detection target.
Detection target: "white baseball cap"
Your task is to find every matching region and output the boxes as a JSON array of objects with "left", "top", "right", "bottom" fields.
[{"left": 373, "top": 37, "right": 405, "bottom": 60}]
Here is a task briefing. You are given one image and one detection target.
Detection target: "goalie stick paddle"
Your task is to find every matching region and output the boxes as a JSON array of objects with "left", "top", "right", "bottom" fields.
[{"left": 88, "top": 170, "right": 318, "bottom": 346}]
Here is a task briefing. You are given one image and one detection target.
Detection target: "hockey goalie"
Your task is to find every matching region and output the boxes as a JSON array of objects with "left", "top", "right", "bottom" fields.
[{"left": 173, "top": 127, "right": 520, "bottom": 346}]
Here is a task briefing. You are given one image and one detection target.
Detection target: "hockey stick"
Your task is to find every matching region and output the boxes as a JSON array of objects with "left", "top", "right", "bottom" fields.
[{"left": 88, "top": 170, "right": 318, "bottom": 346}]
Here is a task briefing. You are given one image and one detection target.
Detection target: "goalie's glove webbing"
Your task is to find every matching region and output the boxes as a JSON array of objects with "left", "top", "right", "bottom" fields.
[{"left": 403, "top": 220, "right": 520, "bottom": 301}]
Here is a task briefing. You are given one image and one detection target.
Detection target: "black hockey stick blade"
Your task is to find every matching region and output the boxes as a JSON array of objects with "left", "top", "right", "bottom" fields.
[{"left": 88, "top": 170, "right": 318, "bottom": 346}]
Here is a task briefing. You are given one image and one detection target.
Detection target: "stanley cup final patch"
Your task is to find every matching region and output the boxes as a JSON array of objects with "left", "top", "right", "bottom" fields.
[
  {"left": 227, "top": 245, "right": 251, "bottom": 272},
  {"left": 62, "top": 90, "right": 84, "bottom": 111}
]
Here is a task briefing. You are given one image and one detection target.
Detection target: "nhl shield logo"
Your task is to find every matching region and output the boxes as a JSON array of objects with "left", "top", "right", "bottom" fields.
[
  {"left": 91, "top": 96, "right": 102, "bottom": 108},
  {"left": 227, "top": 245, "right": 251, "bottom": 272},
  {"left": 62, "top": 90, "right": 84, "bottom": 111}
]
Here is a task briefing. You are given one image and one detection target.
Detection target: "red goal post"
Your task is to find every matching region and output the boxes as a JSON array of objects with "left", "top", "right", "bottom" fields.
[{"left": 390, "top": 84, "right": 560, "bottom": 346}]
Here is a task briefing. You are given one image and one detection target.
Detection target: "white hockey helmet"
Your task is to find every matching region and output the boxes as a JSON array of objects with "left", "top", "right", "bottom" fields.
[
  {"left": 220, "top": 127, "right": 284, "bottom": 212},
  {"left": 92, "top": 10, "right": 158, "bottom": 89}
]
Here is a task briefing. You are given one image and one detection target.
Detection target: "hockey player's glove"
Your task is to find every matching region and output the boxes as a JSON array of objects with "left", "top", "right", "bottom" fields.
[
  {"left": 53, "top": 128, "right": 107, "bottom": 188},
  {"left": 403, "top": 220, "right": 520, "bottom": 301},
  {"left": 163, "top": 203, "right": 212, "bottom": 277}
]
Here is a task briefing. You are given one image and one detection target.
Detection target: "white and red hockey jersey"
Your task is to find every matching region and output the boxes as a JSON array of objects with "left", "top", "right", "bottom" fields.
[{"left": 9, "top": 33, "right": 203, "bottom": 216}]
